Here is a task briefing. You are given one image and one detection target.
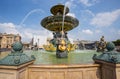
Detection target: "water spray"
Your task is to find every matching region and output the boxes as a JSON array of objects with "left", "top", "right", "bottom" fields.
[{"left": 19, "top": 9, "right": 44, "bottom": 26}]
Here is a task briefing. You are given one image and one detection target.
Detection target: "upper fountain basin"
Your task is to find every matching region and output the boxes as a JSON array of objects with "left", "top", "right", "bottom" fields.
[
  {"left": 50, "top": 4, "right": 69, "bottom": 15},
  {"left": 41, "top": 15, "right": 79, "bottom": 32}
]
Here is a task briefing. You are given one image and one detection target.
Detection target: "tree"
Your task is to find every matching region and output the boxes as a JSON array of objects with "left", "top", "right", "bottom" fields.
[{"left": 113, "top": 39, "right": 120, "bottom": 46}]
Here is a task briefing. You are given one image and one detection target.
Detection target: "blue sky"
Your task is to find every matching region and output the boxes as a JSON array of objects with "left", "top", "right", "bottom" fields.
[{"left": 0, "top": 0, "right": 120, "bottom": 45}]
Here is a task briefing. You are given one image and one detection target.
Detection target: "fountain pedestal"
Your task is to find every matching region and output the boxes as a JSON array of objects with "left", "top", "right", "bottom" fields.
[
  {"left": 0, "top": 42, "right": 35, "bottom": 79},
  {"left": 94, "top": 60, "right": 120, "bottom": 79},
  {"left": 93, "top": 42, "right": 120, "bottom": 79},
  {"left": 0, "top": 61, "right": 34, "bottom": 79}
]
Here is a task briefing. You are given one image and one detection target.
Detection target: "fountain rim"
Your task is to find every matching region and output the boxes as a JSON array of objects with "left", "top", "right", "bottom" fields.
[
  {"left": 41, "top": 15, "right": 79, "bottom": 31},
  {"left": 29, "top": 64, "right": 100, "bottom": 69}
]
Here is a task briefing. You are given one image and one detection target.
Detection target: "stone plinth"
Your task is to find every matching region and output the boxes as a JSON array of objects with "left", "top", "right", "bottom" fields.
[
  {"left": 95, "top": 60, "right": 120, "bottom": 79},
  {"left": 28, "top": 64, "right": 101, "bottom": 79},
  {"left": 93, "top": 42, "right": 120, "bottom": 79},
  {"left": 0, "top": 61, "right": 34, "bottom": 79}
]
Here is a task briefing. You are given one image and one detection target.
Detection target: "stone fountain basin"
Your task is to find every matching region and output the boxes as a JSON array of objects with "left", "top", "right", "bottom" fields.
[
  {"left": 26, "top": 50, "right": 101, "bottom": 79},
  {"left": 25, "top": 50, "right": 99, "bottom": 65}
]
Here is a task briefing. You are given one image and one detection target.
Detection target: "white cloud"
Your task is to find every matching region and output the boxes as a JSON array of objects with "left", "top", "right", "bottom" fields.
[
  {"left": 65, "top": 0, "right": 77, "bottom": 10},
  {"left": 0, "top": 23, "right": 15, "bottom": 28},
  {"left": 82, "top": 29, "right": 93, "bottom": 35},
  {"left": 79, "top": 0, "right": 98, "bottom": 7},
  {"left": 18, "top": 26, "right": 53, "bottom": 45},
  {"left": 0, "top": 23, "right": 19, "bottom": 34},
  {"left": 0, "top": 22, "right": 53, "bottom": 46},
  {"left": 33, "top": 35, "right": 52, "bottom": 46},
  {"left": 95, "top": 30, "right": 101, "bottom": 33},
  {"left": 90, "top": 9, "right": 120, "bottom": 27},
  {"left": 67, "top": 13, "right": 76, "bottom": 17},
  {"left": 65, "top": 1, "right": 73, "bottom": 8},
  {"left": 118, "top": 30, "right": 120, "bottom": 35}
]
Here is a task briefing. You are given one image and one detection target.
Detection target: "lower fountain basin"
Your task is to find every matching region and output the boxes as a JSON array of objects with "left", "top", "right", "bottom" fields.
[
  {"left": 25, "top": 50, "right": 99, "bottom": 65},
  {"left": 27, "top": 50, "right": 101, "bottom": 79}
]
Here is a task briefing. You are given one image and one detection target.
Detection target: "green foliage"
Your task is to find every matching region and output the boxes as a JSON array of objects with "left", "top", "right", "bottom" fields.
[{"left": 113, "top": 39, "right": 120, "bottom": 46}]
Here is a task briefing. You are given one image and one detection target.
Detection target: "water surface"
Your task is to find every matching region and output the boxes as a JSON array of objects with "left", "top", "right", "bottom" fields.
[{"left": 25, "top": 50, "right": 99, "bottom": 65}]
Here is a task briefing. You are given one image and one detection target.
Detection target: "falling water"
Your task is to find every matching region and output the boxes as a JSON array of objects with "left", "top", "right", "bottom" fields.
[
  {"left": 62, "top": 0, "right": 73, "bottom": 32},
  {"left": 18, "top": 9, "right": 45, "bottom": 44},
  {"left": 61, "top": 5, "right": 67, "bottom": 38},
  {"left": 19, "top": 9, "right": 44, "bottom": 26}
]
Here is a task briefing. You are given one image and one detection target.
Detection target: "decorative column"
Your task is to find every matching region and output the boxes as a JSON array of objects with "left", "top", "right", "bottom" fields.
[
  {"left": 93, "top": 42, "right": 120, "bottom": 79},
  {"left": 0, "top": 42, "right": 35, "bottom": 79}
]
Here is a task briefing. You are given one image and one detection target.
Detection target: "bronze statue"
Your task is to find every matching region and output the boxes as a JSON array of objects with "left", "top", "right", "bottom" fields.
[{"left": 96, "top": 36, "right": 106, "bottom": 52}]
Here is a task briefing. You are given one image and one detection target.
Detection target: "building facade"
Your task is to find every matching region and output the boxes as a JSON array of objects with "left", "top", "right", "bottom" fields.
[
  {"left": 73, "top": 40, "right": 96, "bottom": 50},
  {"left": 0, "top": 33, "right": 21, "bottom": 48}
]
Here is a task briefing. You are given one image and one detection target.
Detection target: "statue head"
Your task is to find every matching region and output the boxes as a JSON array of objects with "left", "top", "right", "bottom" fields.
[{"left": 100, "top": 36, "right": 104, "bottom": 41}]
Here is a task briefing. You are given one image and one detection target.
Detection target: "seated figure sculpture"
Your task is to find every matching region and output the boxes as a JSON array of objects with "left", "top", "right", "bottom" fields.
[
  {"left": 96, "top": 36, "right": 107, "bottom": 52},
  {"left": 55, "top": 31, "right": 68, "bottom": 58},
  {"left": 56, "top": 38, "right": 68, "bottom": 58},
  {"left": 93, "top": 42, "right": 120, "bottom": 63},
  {"left": 58, "top": 39, "right": 67, "bottom": 51}
]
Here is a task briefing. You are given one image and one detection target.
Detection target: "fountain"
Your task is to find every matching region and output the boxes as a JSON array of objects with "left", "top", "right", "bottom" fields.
[
  {"left": 41, "top": 4, "right": 79, "bottom": 58},
  {"left": 0, "top": 3, "right": 120, "bottom": 79}
]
